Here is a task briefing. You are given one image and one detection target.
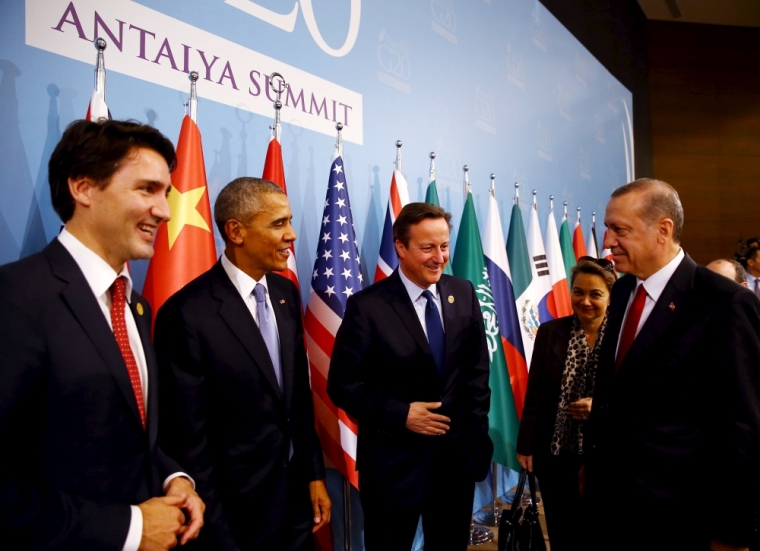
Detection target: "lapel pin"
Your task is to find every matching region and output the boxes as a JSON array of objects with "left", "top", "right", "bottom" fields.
[
  {"left": 136, "top": 303, "right": 144, "bottom": 316},
  {"left": 448, "top": 295, "right": 454, "bottom": 304},
  {"left": 669, "top": 302, "right": 675, "bottom": 312},
  {"left": 279, "top": 299, "right": 286, "bottom": 304}
]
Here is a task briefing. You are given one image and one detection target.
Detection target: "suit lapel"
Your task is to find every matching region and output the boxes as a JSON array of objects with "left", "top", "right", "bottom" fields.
[
  {"left": 551, "top": 316, "right": 574, "bottom": 365},
  {"left": 621, "top": 256, "right": 695, "bottom": 370},
  {"left": 267, "top": 275, "right": 295, "bottom": 411},
  {"left": 387, "top": 270, "right": 433, "bottom": 356},
  {"left": 46, "top": 241, "right": 145, "bottom": 429},
  {"left": 211, "top": 263, "right": 283, "bottom": 400}
]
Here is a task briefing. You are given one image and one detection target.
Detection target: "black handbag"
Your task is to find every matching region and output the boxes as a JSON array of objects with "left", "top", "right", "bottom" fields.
[{"left": 498, "top": 469, "right": 547, "bottom": 551}]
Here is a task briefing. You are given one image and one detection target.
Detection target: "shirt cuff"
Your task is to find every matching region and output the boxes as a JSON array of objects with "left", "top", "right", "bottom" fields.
[
  {"left": 163, "top": 472, "right": 196, "bottom": 491},
  {"left": 122, "top": 505, "right": 142, "bottom": 551}
]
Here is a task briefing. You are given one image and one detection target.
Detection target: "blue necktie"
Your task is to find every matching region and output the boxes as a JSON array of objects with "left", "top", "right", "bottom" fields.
[
  {"left": 253, "top": 284, "right": 282, "bottom": 389},
  {"left": 422, "top": 290, "right": 446, "bottom": 375}
]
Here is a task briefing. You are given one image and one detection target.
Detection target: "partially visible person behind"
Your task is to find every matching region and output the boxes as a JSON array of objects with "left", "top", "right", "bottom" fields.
[
  {"left": 746, "top": 237, "right": 759, "bottom": 250},
  {"left": 707, "top": 258, "right": 748, "bottom": 287},
  {"left": 517, "top": 258, "right": 616, "bottom": 551},
  {"left": 0, "top": 119, "right": 204, "bottom": 550},
  {"left": 745, "top": 248, "right": 760, "bottom": 297}
]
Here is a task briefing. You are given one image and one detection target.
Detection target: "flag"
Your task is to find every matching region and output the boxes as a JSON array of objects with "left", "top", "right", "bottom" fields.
[
  {"left": 573, "top": 211, "right": 588, "bottom": 260},
  {"left": 304, "top": 153, "right": 363, "bottom": 488},
  {"left": 143, "top": 115, "right": 216, "bottom": 320},
  {"left": 601, "top": 230, "right": 614, "bottom": 268},
  {"left": 453, "top": 192, "right": 519, "bottom": 470},
  {"left": 85, "top": 89, "right": 110, "bottom": 121},
  {"left": 483, "top": 189, "right": 529, "bottom": 419},
  {"left": 559, "top": 211, "right": 576, "bottom": 292},
  {"left": 263, "top": 136, "right": 299, "bottom": 289},
  {"left": 527, "top": 201, "right": 554, "bottom": 323},
  {"left": 374, "top": 169, "right": 409, "bottom": 282},
  {"left": 586, "top": 215, "right": 599, "bottom": 258},
  {"left": 545, "top": 206, "right": 573, "bottom": 319},
  {"left": 506, "top": 202, "right": 539, "bottom": 368},
  {"left": 424, "top": 170, "right": 453, "bottom": 275}
]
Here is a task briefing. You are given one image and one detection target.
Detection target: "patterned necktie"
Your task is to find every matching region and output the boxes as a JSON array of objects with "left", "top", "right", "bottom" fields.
[
  {"left": 253, "top": 284, "right": 282, "bottom": 389},
  {"left": 422, "top": 290, "right": 446, "bottom": 376},
  {"left": 110, "top": 277, "right": 146, "bottom": 430},
  {"left": 616, "top": 283, "right": 648, "bottom": 370}
]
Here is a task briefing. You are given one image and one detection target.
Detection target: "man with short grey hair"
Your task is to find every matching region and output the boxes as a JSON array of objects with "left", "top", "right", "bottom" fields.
[
  {"left": 587, "top": 178, "right": 760, "bottom": 551},
  {"left": 156, "top": 177, "right": 331, "bottom": 551},
  {"left": 707, "top": 258, "right": 748, "bottom": 287}
]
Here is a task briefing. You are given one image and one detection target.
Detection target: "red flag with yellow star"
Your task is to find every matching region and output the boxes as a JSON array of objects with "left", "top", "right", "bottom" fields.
[
  {"left": 262, "top": 136, "right": 300, "bottom": 289},
  {"left": 143, "top": 115, "right": 216, "bottom": 322}
]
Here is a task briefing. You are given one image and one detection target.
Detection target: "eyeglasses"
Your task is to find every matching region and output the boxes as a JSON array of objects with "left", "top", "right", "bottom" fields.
[{"left": 578, "top": 256, "right": 615, "bottom": 273}]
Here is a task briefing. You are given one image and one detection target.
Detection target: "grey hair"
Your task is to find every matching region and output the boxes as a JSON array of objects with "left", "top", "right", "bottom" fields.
[
  {"left": 714, "top": 259, "right": 747, "bottom": 284},
  {"left": 214, "top": 177, "right": 284, "bottom": 240},
  {"left": 611, "top": 178, "right": 684, "bottom": 243}
]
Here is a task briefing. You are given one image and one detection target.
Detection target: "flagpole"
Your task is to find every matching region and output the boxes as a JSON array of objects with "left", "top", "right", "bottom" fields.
[
  {"left": 336, "top": 122, "right": 344, "bottom": 158},
  {"left": 577, "top": 206, "right": 582, "bottom": 226},
  {"left": 94, "top": 38, "right": 107, "bottom": 102},
  {"left": 463, "top": 165, "right": 470, "bottom": 200},
  {"left": 395, "top": 140, "right": 403, "bottom": 173},
  {"left": 429, "top": 151, "right": 436, "bottom": 181},
  {"left": 187, "top": 71, "right": 199, "bottom": 123},
  {"left": 564, "top": 200, "right": 568, "bottom": 220},
  {"left": 532, "top": 189, "right": 537, "bottom": 210},
  {"left": 550, "top": 195, "right": 554, "bottom": 213},
  {"left": 269, "top": 72, "right": 287, "bottom": 142},
  {"left": 514, "top": 182, "right": 520, "bottom": 207}
]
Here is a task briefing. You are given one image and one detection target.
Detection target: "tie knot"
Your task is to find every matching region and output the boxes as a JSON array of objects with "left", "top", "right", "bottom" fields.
[
  {"left": 253, "top": 283, "right": 267, "bottom": 303},
  {"left": 111, "top": 276, "right": 127, "bottom": 302},
  {"left": 421, "top": 289, "right": 435, "bottom": 303}
]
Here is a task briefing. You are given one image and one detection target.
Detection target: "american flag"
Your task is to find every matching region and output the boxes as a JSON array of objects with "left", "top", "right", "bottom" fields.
[
  {"left": 304, "top": 153, "right": 363, "bottom": 488},
  {"left": 374, "top": 169, "right": 409, "bottom": 282}
]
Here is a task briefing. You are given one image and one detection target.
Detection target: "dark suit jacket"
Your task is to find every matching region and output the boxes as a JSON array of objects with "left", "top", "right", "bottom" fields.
[
  {"left": 155, "top": 261, "right": 325, "bottom": 550},
  {"left": 327, "top": 270, "right": 493, "bottom": 505},
  {"left": 517, "top": 315, "right": 574, "bottom": 458},
  {"left": 587, "top": 254, "right": 760, "bottom": 546},
  {"left": 0, "top": 239, "right": 181, "bottom": 550}
]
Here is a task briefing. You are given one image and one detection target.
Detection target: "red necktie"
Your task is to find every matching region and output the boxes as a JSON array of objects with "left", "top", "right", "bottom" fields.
[
  {"left": 616, "top": 284, "right": 648, "bottom": 369},
  {"left": 110, "top": 277, "right": 146, "bottom": 430}
]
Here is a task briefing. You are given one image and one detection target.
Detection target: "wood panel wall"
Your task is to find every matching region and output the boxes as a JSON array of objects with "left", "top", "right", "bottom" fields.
[{"left": 648, "top": 21, "right": 760, "bottom": 264}]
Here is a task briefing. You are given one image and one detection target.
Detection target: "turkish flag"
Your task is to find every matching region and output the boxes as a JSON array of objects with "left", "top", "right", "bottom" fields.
[
  {"left": 143, "top": 115, "right": 216, "bottom": 324},
  {"left": 262, "top": 136, "right": 300, "bottom": 289}
]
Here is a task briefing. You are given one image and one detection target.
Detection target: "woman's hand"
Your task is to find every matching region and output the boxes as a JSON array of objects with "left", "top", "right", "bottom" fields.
[
  {"left": 517, "top": 453, "right": 533, "bottom": 472},
  {"left": 567, "top": 397, "right": 593, "bottom": 421}
]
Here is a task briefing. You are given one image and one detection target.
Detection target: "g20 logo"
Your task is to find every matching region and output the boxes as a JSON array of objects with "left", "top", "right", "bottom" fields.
[
  {"left": 225, "top": 0, "right": 361, "bottom": 57},
  {"left": 378, "top": 29, "right": 411, "bottom": 80}
]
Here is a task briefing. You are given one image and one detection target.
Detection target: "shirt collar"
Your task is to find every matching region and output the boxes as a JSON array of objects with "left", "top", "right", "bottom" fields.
[
  {"left": 221, "top": 252, "right": 269, "bottom": 300},
  {"left": 637, "top": 248, "right": 684, "bottom": 302},
  {"left": 397, "top": 266, "right": 438, "bottom": 303},
  {"left": 57, "top": 228, "right": 132, "bottom": 302}
]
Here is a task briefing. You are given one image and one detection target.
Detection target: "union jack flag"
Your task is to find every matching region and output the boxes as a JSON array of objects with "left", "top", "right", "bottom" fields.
[
  {"left": 304, "top": 153, "right": 363, "bottom": 488},
  {"left": 374, "top": 169, "right": 409, "bottom": 282}
]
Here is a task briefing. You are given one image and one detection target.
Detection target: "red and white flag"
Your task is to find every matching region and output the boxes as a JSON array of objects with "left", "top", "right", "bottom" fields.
[{"left": 263, "top": 136, "right": 300, "bottom": 289}]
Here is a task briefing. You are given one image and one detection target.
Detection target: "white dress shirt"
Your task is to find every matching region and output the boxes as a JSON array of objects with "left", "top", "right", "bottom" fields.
[
  {"left": 57, "top": 229, "right": 191, "bottom": 551},
  {"left": 220, "top": 253, "right": 280, "bottom": 339},
  {"left": 398, "top": 267, "right": 445, "bottom": 339},
  {"left": 616, "top": 248, "right": 684, "bottom": 356}
]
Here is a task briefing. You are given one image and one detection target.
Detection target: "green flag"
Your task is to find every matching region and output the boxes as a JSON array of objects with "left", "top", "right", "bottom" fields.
[
  {"left": 559, "top": 215, "right": 576, "bottom": 292},
  {"left": 453, "top": 192, "right": 519, "bottom": 469},
  {"left": 425, "top": 178, "right": 453, "bottom": 275}
]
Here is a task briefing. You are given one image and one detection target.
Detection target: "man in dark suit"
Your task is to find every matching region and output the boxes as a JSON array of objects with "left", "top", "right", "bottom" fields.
[
  {"left": 327, "top": 202, "right": 493, "bottom": 550},
  {"left": 587, "top": 178, "right": 760, "bottom": 551},
  {"left": 155, "top": 178, "right": 330, "bottom": 551},
  {"left": 0, "top": 119, "right": 204, "bottom": 550}
]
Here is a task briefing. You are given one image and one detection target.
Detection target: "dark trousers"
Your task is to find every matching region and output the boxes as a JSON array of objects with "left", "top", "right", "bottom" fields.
[
  {"left": 533, "top": 453, "right": 586, "bottom": 551},
  {"left": 226, "top": 456, "right": 314, "bottom": 551},
  {"left": 361, "top": 450, "right": 475, "bottom": 551}
]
